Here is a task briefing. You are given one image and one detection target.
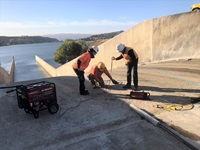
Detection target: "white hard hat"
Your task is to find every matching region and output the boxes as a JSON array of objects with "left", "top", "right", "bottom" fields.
[
  {"left": 116, "top": 43, "right": 125, "bottom": 52},
  {"left": 92, "top": 46, "right": 99, "bottom": 53}
]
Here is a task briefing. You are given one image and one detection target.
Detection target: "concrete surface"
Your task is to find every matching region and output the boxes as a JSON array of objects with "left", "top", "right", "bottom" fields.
[
  {"left": 0, "top": 58, "right": 199, "bottom": 150},
  {"left": 1, "top": 10, "right": 200, "bottom": 150},
  {"left": 0, "top": 57, "right": 15, "bottom": 84},
  {"left": 35, "top": 55, "right": 57, "bottom": 77},
  {"left": 106, "top": 58, "right": 200, "bottom": 149}
]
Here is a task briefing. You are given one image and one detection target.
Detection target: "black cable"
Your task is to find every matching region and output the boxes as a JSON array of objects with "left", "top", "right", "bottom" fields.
[
  {"left": 58, "top": 90, "right": 106, "bottom": 118},
  {"left": 57, "top": 80, "right": 124, "bottom": 118}
]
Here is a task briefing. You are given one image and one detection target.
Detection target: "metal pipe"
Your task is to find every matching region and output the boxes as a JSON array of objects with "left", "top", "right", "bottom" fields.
[
  {"left": 130, "top": 104, "right": 159, "bottom": 126},
  {"left": 129, "top": 104, "right": 198, "bottom": 150}
]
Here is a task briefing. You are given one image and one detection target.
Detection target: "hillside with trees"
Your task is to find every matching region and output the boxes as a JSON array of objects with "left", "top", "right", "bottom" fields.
[
  {"left": 0, "top": 36, "right": 59, "bottom": 46},
  {"left": 80, "top": 30, "right": 123, "bottom": 41}
]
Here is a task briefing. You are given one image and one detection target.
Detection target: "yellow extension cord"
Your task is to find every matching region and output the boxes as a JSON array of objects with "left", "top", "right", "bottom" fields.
[{"left": 155, "top": 104, "right": 194, "bottom": 111}]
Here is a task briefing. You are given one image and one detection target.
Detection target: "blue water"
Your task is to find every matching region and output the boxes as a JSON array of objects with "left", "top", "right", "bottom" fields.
[{"left": 0, "top": 42, "right": 62, "bottom": 82}]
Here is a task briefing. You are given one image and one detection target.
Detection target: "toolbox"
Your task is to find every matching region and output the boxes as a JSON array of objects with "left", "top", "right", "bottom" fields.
[{"left": 130, "top": 90, "right": 150, "bottom": 100}]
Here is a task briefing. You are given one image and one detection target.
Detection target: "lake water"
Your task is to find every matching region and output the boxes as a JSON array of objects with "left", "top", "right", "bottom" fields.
[{"left": 0, "top": 42, "right": 62, "bottom": 82}]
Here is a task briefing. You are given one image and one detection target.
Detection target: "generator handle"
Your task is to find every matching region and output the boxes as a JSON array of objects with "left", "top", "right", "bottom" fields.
[{"left": 0, "top": 85, "right": 23, "bottom": 90}]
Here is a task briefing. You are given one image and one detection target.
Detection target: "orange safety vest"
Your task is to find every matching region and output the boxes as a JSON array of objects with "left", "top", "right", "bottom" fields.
[
  {"left": 72, "top": 52, "right": 91, "bottom": 71},
  {"left": 122, "top": 47, "right": 138, "bottom": 62},
  {"left": 89, "top": 65, "right": 112, "bottom": 80}
]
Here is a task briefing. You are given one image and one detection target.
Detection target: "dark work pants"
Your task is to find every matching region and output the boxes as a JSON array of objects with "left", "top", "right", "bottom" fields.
[
  {"left": 73, "top": 69, "right": 85, "bottom": 93},
  {"left": 88, "top": 74, "right": 105, "bottom": 87},
  {"left": 126, "top": 59, "right": 138, "bottom": 87}
]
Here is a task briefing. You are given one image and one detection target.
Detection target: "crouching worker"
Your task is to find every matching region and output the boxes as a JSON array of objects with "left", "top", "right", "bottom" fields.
[{"left": 88, "top": 62, "right": 118, "bottom": 88}]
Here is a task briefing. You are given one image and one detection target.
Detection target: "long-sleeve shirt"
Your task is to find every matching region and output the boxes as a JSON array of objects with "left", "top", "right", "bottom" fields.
[
  {"left": 89, "top": 65, "right": 113, "bottom": 82},
  {"left": 116, "top": 47, "right": 138, "bottom": 62}
]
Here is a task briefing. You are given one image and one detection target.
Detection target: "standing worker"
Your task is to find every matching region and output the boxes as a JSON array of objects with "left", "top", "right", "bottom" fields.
[
  {"left": 88, "top": 62, "right": 118, "bottom": 88},
  {"left": 112, "top": 43, "right": 139, "bottom": 90},
  {"left": 72, "top": 46, "right": 99, "bottom": 95}
]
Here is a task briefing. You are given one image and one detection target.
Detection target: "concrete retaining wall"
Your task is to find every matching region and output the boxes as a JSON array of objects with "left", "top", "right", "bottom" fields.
[
  {"left": 0, "top": 57, "right": 15, "bottom": 84},
  {"left": 152, "top": 12, "right": 200, "bottom": 61},
  {"left": 35, "top": 55, "right": 56, "bottom": 76},
  {"left": 36, "top": 11, "right": 200, "bottom": 77}
]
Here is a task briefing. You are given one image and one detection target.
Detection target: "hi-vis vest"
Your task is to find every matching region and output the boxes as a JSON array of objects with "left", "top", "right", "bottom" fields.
[
  {"left": 72, "top": 52, "right": 91, "bottom": 71},
  {"left": 89, "top": 65, "right": 112, "bottom": 80},
  {"left": 122, "top": 47, "right": 138, "bottom": 62}
]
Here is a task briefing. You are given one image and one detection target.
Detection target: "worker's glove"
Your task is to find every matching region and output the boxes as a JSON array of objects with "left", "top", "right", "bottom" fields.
[
  {"left": 112, "top": 79, "right": 119, "bottom": 84},
  {"left": 111, "top": 56, "right": 116, "bottom": 60}
]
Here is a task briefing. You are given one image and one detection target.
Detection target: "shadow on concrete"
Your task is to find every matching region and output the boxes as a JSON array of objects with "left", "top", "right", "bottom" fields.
[
  {"left": 0, "top": 76, "right": 192, "bottom": 150},
  {"left": 139, "top": 85, "right": 200, "bottom": 94},
  {"left": 113, "top": 92, "right": 192, "bottom": 105},
  {"left": 104, "top": 83, "right": 199, "bottom": 103}
]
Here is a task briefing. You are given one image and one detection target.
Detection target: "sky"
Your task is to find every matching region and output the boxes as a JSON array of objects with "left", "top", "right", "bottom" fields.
[{"left": 0, "top": 0, "right": 199, "bottom": 36}]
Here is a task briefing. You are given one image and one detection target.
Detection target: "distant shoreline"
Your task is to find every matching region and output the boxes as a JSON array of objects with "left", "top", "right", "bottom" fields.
[{"left": 0, "top": 36, "right": 59, "bottom": 47}]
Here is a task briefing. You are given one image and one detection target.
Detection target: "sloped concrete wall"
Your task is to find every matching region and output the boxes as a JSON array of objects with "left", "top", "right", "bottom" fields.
[
  {"left": 9, "top": 57, "right": 15, "bottom": 82},
  {"left": 36, "top": 11, "right": 200, "bottom": 77},
  {"left": 152, "top": 12, "right": 200, "bottom": 61},
  {"left": 91, "top": 19, "right": 153, "bottom": 70},
  {"left": 0, "top": 57, "right": 15, "bottom": 84},
  {"left": 35, "top": 55, "right": 56, "bottom": 76},
  {"left": 0, "top": 67, "right": 10, "bottom": 83},
  {"left": 37, "top": 18, "right": 153, "bottom": 76}
]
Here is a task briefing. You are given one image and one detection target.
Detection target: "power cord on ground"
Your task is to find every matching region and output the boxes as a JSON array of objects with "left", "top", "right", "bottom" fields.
[
  {"left": 58, "top": 90, "right": 106, "bottom": 118},
  {"left": 155, "top": 104, "right": 194, "bottom": 111}
]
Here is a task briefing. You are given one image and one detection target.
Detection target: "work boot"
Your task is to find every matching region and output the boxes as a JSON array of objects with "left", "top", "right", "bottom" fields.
[
  {"left": 91, "top": 81, "right": 98, "bottom": 89},
  {"left": 123, "top": 84, "right": 132, "bottom": 89},
  {"left": 80, "top": 90, "right": 89, "bottom": 95},
  {"left": 133, "top": 86, "right": 139, "bottom": 91},
  {"left": 92, "top": 84, "right": 98, "bottom": 89}
]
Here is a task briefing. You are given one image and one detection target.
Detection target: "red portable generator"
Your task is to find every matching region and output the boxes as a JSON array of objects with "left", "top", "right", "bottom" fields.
[{"left": 1, "top": 81, "right": 59, "bottom": 118}]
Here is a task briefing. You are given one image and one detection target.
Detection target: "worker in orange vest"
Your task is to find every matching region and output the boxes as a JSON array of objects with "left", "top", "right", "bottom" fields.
[
  {"left": 88, "top": 62, "right": 118, "bottom": 88},
  {"left": 72, "top": 46, "right": 99, "bottom": 95},
  {"left": 112, "top": 43, "right": 139, "bottom": 90}
]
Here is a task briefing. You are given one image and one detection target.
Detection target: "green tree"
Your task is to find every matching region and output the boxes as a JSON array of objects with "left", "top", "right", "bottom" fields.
[
  {"left": 76, "top": 40, "right": 88, "bottom": 53},
  {"left": 54, "top": 39, "right": 84, "bottom": 64}
]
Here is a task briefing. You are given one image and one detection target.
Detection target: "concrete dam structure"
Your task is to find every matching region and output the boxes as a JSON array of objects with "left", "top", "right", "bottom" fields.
[
  {"left": 36, "top": 11, "right": 200, "bottom": 77},
  {"left": 0, "top": 57, "right": 15, "bottom": 84},
  {"left": 1, "top": 11, "right": 200, "bottom": 150}
]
